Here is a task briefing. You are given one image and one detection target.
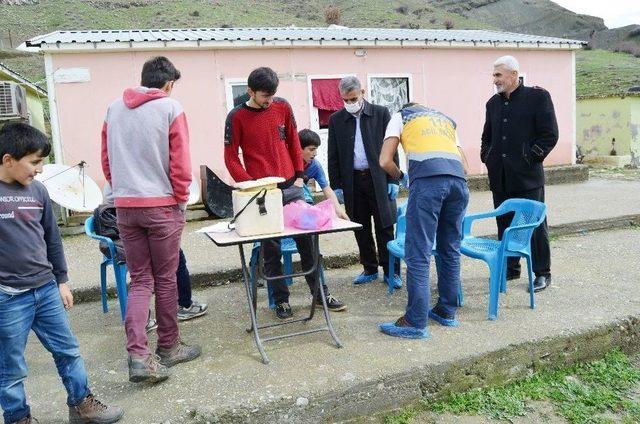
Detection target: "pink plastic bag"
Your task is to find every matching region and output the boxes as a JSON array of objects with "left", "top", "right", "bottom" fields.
[{"left": 284, "top": 200, "right": 336, "bottom": 230}]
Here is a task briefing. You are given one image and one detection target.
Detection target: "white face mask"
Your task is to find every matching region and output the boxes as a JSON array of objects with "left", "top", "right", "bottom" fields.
[{"left": 344, "top": 100, "right": 362, "bottom": 114}]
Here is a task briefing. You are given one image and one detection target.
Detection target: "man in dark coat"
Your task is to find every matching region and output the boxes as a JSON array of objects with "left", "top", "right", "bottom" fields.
[
  {"left": 328, "top": 76, "right": 401, "bottom": 288},
  {"left": 481, "top": 55, "right": 558, "bottom": 292}
]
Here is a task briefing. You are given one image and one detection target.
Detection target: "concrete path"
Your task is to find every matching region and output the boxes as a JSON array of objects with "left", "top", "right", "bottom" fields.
[
  {"left": 22, "top": 226, "right": 640, "bottom": 423},
  {"left": 62, "top": 177, "right": 640, "bottom": 298}
]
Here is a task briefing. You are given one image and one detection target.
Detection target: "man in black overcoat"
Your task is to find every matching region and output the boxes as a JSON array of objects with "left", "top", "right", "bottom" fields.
[{"left": 481, "top": 55, "right": 558, "bottom": 292}]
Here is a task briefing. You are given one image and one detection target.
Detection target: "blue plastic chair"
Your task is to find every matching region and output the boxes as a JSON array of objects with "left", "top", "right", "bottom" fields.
[
  {"left": 386, "top": 203, "right": 407, "bottom": 294},
  {"left": 84, "top": 216, "right": 128, "bottom": 321},
  {"left": 249, "top": 237, "right": 326, "bottom": 309},
  {"left": 387, "top": 203, "right": 464, "bottom": 307},
  {"left": 460, "top": 198, "right": 547, "bottom": 321}
]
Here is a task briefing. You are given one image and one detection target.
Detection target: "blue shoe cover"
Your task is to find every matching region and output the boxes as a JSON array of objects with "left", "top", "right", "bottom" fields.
[
  {"left": 428, "top": 309, "right": 460, "bottom": 327},
  {"left": 384, "top": 274, "right": 402, "bottom": 289},
  {"left": 378, "top": 321, "right": 429, "bottom": 339},
  {"left": 353, "top": 272, "right": 379, "bottom": 285}
]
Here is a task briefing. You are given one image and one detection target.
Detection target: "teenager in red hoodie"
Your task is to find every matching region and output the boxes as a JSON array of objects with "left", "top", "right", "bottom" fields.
[
  {"left": 224, "top": 67, "right": 346, "bottom": 319},
  {"left": 102, "top": 56, "right": 200, "bottom": 383}
]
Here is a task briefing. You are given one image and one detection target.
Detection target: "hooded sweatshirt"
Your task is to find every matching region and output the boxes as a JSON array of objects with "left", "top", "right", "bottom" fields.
[{"left": 101, "top": 87, "right": 191, "bottom": 208}]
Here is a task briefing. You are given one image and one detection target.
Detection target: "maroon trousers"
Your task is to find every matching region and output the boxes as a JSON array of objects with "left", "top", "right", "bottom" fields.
[{"left": 117, "top": 206, "right": 185, "bottom": 357}]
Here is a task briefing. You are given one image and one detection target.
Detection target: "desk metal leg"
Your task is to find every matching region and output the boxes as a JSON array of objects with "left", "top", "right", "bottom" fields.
[
  {"left": 239, "top": 234, "right": 343, "bottom": 364},
  {"left": 311, "top": 234, "right": 343, "bottom": 348},
  {"left": 305, "top": 235, "right": 319, "bottom": 323},
  {"left": 238, "top": 243, "right": 270, "bottom": 364}
]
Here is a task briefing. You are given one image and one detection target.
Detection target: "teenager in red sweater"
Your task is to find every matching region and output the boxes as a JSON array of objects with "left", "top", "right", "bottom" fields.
[{"left": 224, "top": 67, "right": 346, "bottom": 319}]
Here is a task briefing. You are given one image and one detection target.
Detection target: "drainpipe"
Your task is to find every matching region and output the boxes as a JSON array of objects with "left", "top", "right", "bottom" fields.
[
  {"left": 43, "top": 53, "right": 68, "bottom": 224},
  {"left": 571, "top": 50, "right": 577, "bottom": 165},
  {"left": 44, "top": 53, "right": 64, "bottom": 165}
]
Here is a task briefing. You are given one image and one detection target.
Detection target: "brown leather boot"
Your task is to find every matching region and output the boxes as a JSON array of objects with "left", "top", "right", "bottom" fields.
[
  {"left": 68, "top": 393, "right": 124, "bottom": 423},
  {"left": 155, "top": 340, "right": 201, "bottom": 368},
  {"left": 128, "top": 354, "right": 170, "bottom": 383}
]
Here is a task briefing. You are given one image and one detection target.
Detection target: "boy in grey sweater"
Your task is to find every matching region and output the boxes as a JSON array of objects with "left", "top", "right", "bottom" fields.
[{"left": 0, "top": 123, "right": 123, "bottom": 424}]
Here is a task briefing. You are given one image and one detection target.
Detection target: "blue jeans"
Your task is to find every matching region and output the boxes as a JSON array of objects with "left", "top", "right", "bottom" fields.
[
  {"left": 404, "top": 176, "right": 469, "bottom": 328},
  {"left": 0, "top": 281, "right": 90, "bottom": 424}
]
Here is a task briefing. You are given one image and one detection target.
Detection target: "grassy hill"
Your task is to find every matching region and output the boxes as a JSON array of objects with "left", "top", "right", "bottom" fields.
[
  {"left": 0, "top": 0, "right": 491, "bottom": 47},
  {"left": 1, "top": 0, "right": 639, "bottom": 98},
  {"left": 576, "top": 49, "right": 640, "bottom": 98},
  {"left": 0, "top": 0, "right": 494, "bottom": 83}
]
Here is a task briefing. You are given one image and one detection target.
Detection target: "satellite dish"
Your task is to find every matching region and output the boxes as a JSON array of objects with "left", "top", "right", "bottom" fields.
[
  {"left": 36, "top": 162, "right": 103, "bottom": 212},
  {"left": 187, "top": 174, "right": 201, "bottom": 206}
]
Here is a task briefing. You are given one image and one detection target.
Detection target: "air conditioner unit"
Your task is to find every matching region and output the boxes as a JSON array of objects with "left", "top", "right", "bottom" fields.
[{"left": 0, "top": 82, "right": 28, "bottom": 122}]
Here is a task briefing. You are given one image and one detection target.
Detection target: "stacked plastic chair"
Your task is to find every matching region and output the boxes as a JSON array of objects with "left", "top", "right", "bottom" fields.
[
  {"left": 460, "top": 198, "right": 547, "bottom": 320},
  {"left": 386, "top": 203, "right": 464, "bottom": 307},
  {"left": 386, "top": 203, "right": 407, "bottom": 294}
]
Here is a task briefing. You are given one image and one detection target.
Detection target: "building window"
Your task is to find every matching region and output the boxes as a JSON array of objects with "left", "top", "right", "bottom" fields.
[
  {"left": 225, "top": 79, "right": 248, "bottom": 111},
  {"left": 368, "top": 76, "right": 411, "bottom": 114},
  {"left": 310, "top": 78, "right": 343, "bottom": 129},
  {"left": 306, "top": 75, "right": 352, "bottom": 183},
  {"left": 231, "top": 84, "right": 248, "bottom": 107}
]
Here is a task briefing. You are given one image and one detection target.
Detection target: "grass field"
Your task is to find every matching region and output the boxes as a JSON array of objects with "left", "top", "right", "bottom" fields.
[
  {"left": 576, "top": 49, "right": 640, "bottom": 98},
  {"left": 0, "top": 0, "right": 488, "bottom": 82},
  {"left": 384, "top": 350, "right": 640, "bottom": 424}
]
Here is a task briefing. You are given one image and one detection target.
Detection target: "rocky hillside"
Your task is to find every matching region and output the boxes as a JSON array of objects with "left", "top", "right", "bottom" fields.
[{"left": 432, "top": 0, "right": 640, "bottom": 54}]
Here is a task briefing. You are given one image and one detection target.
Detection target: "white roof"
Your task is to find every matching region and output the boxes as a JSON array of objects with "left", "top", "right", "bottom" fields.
[
  {"left": 0, "top": 63, "right": 47, "bottom": 96},
  {"left": 24, "top": 27, "right": 585, "bottom": 53}
]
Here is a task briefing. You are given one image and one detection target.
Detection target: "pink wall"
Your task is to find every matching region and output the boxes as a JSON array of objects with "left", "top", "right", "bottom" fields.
[{"left": 50, "top": 47, "right": 574, "bottom": 186}]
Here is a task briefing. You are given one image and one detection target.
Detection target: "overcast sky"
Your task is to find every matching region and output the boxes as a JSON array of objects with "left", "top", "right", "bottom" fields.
[{"left": 553, "top": 0, "right": 640, "bottom": 28}]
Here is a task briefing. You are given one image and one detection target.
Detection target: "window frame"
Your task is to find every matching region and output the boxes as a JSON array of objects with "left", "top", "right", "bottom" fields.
[
  {"left": 224, "top": 78, "right": 249, "bottom": 112},
  {"left": 366, "top": 73, "right": 414, "bottom": 113},
  {"left": 306, "top": 73, "right": 355, "bottom": 134},
  {"left": 305, "top": 74, "right": 354, "bottom": 191}
]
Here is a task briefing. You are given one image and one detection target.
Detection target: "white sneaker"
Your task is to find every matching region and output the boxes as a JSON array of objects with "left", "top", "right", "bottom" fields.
[
  {"left": 177, "top": 300, "right": 208, "bottom": 321},
  {"left": 145, "top": 318, "right": 158, "bottom": 333}
]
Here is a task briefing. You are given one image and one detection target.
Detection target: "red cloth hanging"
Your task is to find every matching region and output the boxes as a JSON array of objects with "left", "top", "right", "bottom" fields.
[
  {"left": 312, "top": 79, "right": 342, "bottom": 128},
  {"left": 318, "top": 109, "right": 334, "bottom": 128},
  {"left": 311, "top": 79, "right": 343, "bottom": 111}
]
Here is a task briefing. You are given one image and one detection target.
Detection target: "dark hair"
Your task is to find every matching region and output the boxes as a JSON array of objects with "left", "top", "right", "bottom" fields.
[
  {"left": 140, "top": 56, "right": 181, "bottom": 89},
  {"left": 298, "top": 129, "right": 321, "bottom": 149},
  {"left": 401, "top": 102, "right": 419, "bottom": 110},
  {"left": 247, "top": 67, "right": 279, "bottom": 94},
  {"left": 0, "top": 123, "right": 51, "bottom": 160}
]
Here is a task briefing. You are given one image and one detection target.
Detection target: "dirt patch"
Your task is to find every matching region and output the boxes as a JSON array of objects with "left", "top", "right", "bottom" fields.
[{"left": 589, "top": 166, "right": 640, "bottom": 181}]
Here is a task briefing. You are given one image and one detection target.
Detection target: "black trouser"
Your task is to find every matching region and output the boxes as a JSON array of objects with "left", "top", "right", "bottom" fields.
[
  {"left": 492, "top": 186, "right": 551, "bottom": 277},
  {"left": 351, "top": 169, "right": 397, "bottom": 276},
  {"left": 176, "top": 248, "right": 192, "bottom": 309},
  {"left": 265, "top": 186, "right": 329, "bottom": 304}
]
